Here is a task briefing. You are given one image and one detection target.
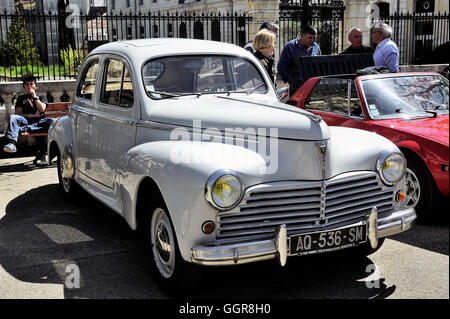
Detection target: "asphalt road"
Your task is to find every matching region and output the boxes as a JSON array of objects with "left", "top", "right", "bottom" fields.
[{"left": 0, "top": 153, "right": 448, "bottom": 300}]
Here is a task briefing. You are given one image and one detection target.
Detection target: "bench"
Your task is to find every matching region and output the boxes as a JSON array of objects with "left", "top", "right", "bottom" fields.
[{"left": 19, "top": 102, "right": 71, "bottom": 165}]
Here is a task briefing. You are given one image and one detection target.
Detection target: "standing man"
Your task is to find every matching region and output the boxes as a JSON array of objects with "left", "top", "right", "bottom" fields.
[
  {"left": 372, "top": 23, "right": 399, "bottom": 72},
  {"left": 3, "top": 74, "right": 53, "bottom": 153},
  {"left": 277, "top": 25, "right": 321, "bottom": 94},
  {"left": 340, "top": 27, "right": 374, "bottom": 55}
]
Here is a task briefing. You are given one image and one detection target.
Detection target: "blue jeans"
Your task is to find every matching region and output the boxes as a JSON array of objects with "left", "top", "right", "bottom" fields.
[{"left": 6, "top": 115, "right": 54, "bottom": 142}]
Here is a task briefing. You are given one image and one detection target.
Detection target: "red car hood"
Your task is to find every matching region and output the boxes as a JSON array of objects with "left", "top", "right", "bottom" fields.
[{"left": 374, "top": 114, "right": 449, "bottom": 146}]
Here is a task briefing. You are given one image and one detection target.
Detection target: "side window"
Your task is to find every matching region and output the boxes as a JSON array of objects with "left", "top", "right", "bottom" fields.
[
  {"left": 305, "top": 78, "right": 363, "bottom": 117},
  {"left": 77, "top": 60, "right": 99, "bottom": 101},
  {"left": 100, "top": 59, "right": 134, "bottom": 108},
  {"left": 232, "top": 58, "right": 265, "bottom": 92}
]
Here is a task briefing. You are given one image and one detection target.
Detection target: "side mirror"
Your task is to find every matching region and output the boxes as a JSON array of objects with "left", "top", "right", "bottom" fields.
[{"left": 277, "top": 87, "right": 289, "bottom": 103}]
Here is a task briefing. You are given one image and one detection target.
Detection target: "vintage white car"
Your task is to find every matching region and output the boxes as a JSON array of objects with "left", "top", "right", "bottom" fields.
[{"left": 47, "top": 39, "right": 416, "bottom": 287}]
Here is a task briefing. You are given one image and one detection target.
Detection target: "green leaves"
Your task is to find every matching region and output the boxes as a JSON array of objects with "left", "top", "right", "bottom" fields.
[{"left": 0, "top": 9, "right": 41, "bottom": 68}]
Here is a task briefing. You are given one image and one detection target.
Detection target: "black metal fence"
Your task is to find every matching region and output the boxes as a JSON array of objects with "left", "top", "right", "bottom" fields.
[
  {"left": 0, "top": 10, "right": 252, "bottom": 82},
  {"left": 1, "top": 7, "right": 448, "bottom": 82},
  {"left": 371, "top": 11, "right": 449, "bottom": 65}
]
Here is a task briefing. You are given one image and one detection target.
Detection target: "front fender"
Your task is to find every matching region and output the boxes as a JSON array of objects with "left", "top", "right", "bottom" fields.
[
  {"left": 117, "top": 141, "right": 268, "bottom": 261},
  {"left": 47, "top": 115, "right": 73, "bottom": 158},
  {"left": 327, "top": 126, "right": 402, "bottom": 176}
]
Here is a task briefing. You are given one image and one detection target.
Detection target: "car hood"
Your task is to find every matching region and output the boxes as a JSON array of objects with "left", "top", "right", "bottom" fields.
[
  {"left": 143, "top": 95, "right": 331, "bottom": 141},
  {"left": 374, "top": 114, "right": 449, "bottom": 145}
]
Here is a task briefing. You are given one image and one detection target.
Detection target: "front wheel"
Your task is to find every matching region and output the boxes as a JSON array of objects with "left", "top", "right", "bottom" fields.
[
  {"left": 145, "top": 199, "right": 201, "bottom": 293},
  {"left": 150, "top": 207, "right": 178, "bottom": 279},
  {"left": 404, "top": 159, "right": 435, "bottom": 223}
]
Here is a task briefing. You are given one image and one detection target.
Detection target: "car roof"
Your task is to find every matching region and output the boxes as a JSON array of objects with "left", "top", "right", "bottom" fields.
[{"left": 89, "top": 38, "right": 254, "bottom": 64}]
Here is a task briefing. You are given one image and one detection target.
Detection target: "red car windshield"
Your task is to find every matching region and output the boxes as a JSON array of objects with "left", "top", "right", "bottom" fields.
[{"left": 361, "top": 75, "right": 449, "bottom": 119}]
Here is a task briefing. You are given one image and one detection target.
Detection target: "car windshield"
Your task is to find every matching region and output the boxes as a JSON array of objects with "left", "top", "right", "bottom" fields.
[
  {"left": 142, "top": 55, "right": 268, "bottom": 99},
  {"left": 361, "top": 75, "right": 449, "bottom": 119}
]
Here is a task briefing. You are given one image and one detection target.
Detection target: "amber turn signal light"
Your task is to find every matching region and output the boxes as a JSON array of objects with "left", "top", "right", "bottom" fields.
[
  {"left": 202, "top": 221, "right": 215, "bottom": 234},
  {"left": 396, "top": 191, "right": 406, "bottom": 202}
]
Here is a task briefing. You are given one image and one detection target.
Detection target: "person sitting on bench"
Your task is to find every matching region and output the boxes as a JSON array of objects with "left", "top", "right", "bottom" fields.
[{"left": 3, "top": 74, "right": 53, "bottom": 154}]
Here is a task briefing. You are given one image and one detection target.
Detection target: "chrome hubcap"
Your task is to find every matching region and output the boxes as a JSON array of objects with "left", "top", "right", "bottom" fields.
[
  {"left": 405, "top": 168, "right": 420, "bottom": 208},
  {"left": 151, "top": 208, "right": 175, "bottom": 278},
  {"left": 59, "top": 157, "right": 70, "bottom": 192}
]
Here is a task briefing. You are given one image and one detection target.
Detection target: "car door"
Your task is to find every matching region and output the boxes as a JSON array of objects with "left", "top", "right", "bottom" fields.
[
  {"left": 86, "top": 56, "right": 138, "bottom": 188},
  {"left": 72, "top": 57, "right": 100, "bottom": 177},
  {"left": 303, "top": 77, "right": 366, "bottom": 128}
]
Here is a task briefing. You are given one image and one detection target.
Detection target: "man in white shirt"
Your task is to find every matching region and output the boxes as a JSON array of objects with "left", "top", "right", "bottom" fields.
[{"left": 372, "top": 23, "right": 399, "bottom": 72}]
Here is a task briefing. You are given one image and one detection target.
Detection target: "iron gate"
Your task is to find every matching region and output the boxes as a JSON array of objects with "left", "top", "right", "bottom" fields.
[{"left": 279, "top": 0, "right": 345, "bottom": 55}]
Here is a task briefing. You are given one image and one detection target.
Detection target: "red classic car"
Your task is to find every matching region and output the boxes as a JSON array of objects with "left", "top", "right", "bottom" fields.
[{"left": 289, "top": 72, "right": 449, "bottom": 221}]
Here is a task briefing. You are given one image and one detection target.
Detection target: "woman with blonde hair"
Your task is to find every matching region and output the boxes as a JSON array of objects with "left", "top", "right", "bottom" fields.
[{"left": 252, "top": 29, "right": 276, "bottom": 84}]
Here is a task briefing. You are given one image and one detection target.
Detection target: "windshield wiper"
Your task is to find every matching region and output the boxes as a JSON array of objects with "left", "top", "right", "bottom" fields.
[
  {"left": 424, "top": 110, "right": 438, "bottom": 117},
  {"left": 147, "top": 90, "right": 181, "bottom": 99}
]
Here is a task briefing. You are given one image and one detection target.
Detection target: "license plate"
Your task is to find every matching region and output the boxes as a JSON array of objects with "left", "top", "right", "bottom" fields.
[{"left": 289, "top": 224, "right": 367, "bottom": 256}]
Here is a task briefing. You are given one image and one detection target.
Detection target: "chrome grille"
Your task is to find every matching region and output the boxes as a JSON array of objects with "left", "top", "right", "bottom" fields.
[{"left": 217, "top": 172, "right": 394, "bottom": 238}]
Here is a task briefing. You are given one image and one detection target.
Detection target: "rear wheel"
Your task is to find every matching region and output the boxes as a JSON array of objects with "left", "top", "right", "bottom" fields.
[{"left": 57, "top": 151, "right": 79, "bottom": 199}]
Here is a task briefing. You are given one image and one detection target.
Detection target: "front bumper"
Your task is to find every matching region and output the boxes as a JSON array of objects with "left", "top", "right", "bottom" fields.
[{"left": 190, "top": 207, "right": 416, "bottom": 266}]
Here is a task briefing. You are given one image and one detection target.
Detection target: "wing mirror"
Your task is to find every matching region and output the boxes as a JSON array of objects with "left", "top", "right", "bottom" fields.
[{"left": 277, "top": 87, "right": 289, "bottom": 103}]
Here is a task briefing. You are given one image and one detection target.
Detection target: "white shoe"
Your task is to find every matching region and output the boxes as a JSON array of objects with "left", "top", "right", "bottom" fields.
[
  {"left": 3, "top": 143, "right": 17, "bottom": 153},
  {"left": 38, "top": 153, "right": 48, "bottom": 166}
]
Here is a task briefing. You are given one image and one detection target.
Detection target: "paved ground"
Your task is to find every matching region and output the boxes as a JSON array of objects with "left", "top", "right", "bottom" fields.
[{"left": 0, "top": 151, "right": 448, "bottom": 299}]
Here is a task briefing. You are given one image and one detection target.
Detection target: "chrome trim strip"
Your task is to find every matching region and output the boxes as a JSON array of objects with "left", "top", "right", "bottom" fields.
[{"left": 89, "top": 110, "right": 137, "bottom": 126}]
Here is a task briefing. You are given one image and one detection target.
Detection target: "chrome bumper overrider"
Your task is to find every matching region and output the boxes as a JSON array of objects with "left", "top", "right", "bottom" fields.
[{"left": 190, "top": 207, "right": 416, "bottom": 266}]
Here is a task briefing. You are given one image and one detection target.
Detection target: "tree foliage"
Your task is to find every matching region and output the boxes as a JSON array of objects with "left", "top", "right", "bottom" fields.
[
  {"left": 60, "top": 45, "right": 85, "bottom": 75},
  {"left": 0, "top": 9, "right": 41, "bottom": 68}
]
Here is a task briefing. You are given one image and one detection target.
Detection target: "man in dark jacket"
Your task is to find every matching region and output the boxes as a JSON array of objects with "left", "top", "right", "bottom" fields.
[
  {"left": 277, "top": 25, "right": 321, "bottom": 95},
  {"left": 3, "top": 74, "right": 53, "bottom": 153},
  {"left": 340, "top": 27, "right": 374, "bottom": 55}
]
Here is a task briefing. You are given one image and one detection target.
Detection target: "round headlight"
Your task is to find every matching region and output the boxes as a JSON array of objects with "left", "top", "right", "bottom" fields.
[
  {"left": 205, "top": 170, "right": 243, "bottom": 211},
  {"left": 376, "top": 150, "right": 406, "bottom": 185}
]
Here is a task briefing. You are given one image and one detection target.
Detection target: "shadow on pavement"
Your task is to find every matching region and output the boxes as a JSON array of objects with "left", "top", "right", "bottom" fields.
[
  {"left": 0, "top": 184, "right": 397, "bottom": 299},
  {"left": 0, "top": 159, "right": 56, "bottom": 174},
  {"left": 389, "top": 198, "right": 449, "bottom": 256},
  {"left": 0, "top": 184, "right": 161, "bottom": 298}
]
